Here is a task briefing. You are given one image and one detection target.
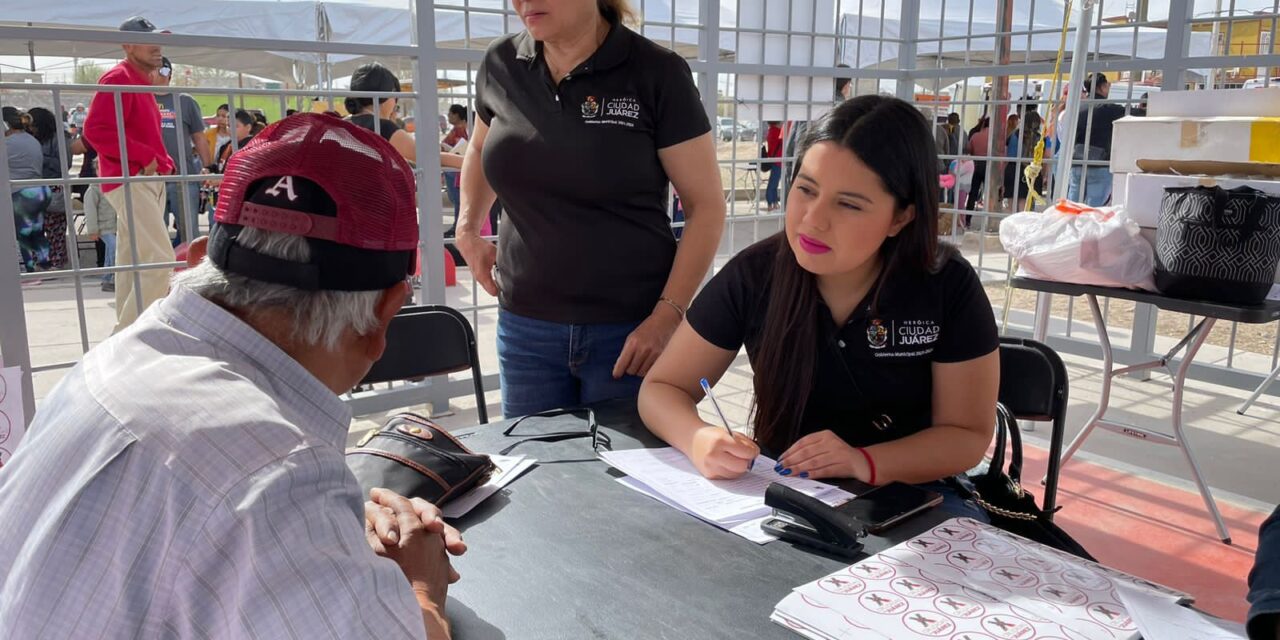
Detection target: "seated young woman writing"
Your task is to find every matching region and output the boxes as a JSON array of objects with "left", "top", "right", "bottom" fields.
[{"left": 638, "top": 95, "right": 1000, "bottom": 519}]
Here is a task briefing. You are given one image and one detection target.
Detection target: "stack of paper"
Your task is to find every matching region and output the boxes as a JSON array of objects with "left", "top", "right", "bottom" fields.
[
  {"left": 773, "top": 517, "right": 1193, "bottom": 640},
  {"left": 598, "top": 447, "right": 854, "bottom": 544},
  {"left": 1117, "top": 583, "right": 1246, "bottom": 640},
  {"left": 442, "top": 454, "right": 536, "bottom": 519}
]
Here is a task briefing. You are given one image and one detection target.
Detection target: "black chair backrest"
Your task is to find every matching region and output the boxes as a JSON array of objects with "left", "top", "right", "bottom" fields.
[
  {"left": 998, "top": 339, "right": 1065, "bottom": 422},
  {"left": 361, "top": 305, "right": 488, "bottom": 423},
  {"left": 997, "top": 337, "right": 1069, "bottom": 517}
]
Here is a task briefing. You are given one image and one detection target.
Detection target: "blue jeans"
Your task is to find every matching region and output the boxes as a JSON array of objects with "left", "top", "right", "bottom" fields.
[
  {"left": 100, "top": 232, "right": 116, "bottom": 284},
  {"left": 765, "top": 164, "right": 783, "bottom": 207},
  {"left": 497, "top": 309, "right": 644, "bottom": 418},
  {"left": 917, "top": 477, "right": 991, "bottom": 523},
  {"left": 165, "top": 181, "right": 202, "bottom": 245},
  {"left": 444, "top": 172, "right": 461, "bottom": 219},
  {"left": 1067, "top": 165, "right": 1113, "bottom": 206}
]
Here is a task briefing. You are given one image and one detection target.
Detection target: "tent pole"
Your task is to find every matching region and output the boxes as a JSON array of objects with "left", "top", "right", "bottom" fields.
[
  {"left": 1053, "top": 0, "right": 1094, "bottom": 202},
  {"left": 1033, "top": 0, "right": 1094, "bottom": 344},
  {"left": 987, "top": 0, "right": 1013, "bottom": 214}
]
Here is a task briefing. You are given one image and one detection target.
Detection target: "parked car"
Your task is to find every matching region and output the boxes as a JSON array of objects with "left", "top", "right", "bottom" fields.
[
  {"left": 716, "top": 116, "right": 758, "bottom": 142},
  {"left": 716, "top": 116, "right": 736, "bottom": 141},
  {"left": 1243, "top": 77, "right": 1280, "bottom": 89}
]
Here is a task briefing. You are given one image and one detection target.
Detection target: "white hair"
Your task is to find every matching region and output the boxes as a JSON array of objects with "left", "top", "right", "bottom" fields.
[{"left": 172, "top": 228, "right": 383, "bottom": 351}]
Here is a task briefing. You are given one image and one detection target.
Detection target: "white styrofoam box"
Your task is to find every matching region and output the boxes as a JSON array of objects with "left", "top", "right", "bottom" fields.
[
  {"left": 1148, "top": 88, "right": 1280, "bottom": 118},
  {"left": 1122, "top": 173, "right": 1280, "bottom": 228},
  {"left": 1112, "top": 173, "right": 1129, "bottom": 207},
  {"left": 1110, "top": 116, "right": 1280, "bottom": 175}
]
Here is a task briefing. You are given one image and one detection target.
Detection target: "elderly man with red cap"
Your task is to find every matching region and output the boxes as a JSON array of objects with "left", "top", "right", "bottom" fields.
[{"left": 0, "top": 115, "right": 459, "bottom": 639}]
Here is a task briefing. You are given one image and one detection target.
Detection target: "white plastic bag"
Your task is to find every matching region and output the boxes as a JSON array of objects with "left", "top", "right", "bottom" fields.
[{"left": 999, "top": 200, "right": 1156, "bottom": 290}]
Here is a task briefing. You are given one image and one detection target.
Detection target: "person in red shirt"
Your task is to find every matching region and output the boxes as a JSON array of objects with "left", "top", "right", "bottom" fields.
[
  {"left": 764, "top": 121, "right": 784, "bottom": 211},
  {"left": 441, "top": 104, "right": 470, "bottom": 221},
  {"left": 441, "top": 104, "right": 469, "bottom": 150},
  {"left": 81, "top": 16, "right": 175, "bottom": 333}
]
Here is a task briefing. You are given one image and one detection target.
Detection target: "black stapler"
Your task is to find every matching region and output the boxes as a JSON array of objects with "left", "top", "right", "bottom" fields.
[{"left": 763, "top": 483, "right": 867, "bottom": 559}]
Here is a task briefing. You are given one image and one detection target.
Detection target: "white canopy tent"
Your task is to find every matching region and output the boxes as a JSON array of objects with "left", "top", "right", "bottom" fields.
[
  {"left": 736, "top": 0, "right": 1214, "bottom": 121},
  {"left": 0, "top": 0, "right": 734, "bottom": 86}
]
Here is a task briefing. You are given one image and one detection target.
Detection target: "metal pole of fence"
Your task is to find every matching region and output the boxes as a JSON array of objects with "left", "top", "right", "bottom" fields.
[
  {"left": 112, "top": 90, "right": 146, "bottom": 321},
  {"left": 1034, "top": 0, "right": 1094, "bottom": 343},
  {"left": 413, "top": 0, "right": 447, "bottom": 308},
  {"left": 51, "top": 88, "right": 92, "bottom": 353},
  {"left": 412, "top": 0, "right": 453, "bottom": 415},
  {"left": 0, "top": 134, "right": 37, "bottom": 427},
  {"left": 896, "top": 0, "right": 920, "bottom": 103}
]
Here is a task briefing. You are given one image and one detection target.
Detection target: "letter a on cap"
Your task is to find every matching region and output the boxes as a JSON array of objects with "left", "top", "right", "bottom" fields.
[{"left": 265, "top": 176, "right": 299, "bottom": 201}]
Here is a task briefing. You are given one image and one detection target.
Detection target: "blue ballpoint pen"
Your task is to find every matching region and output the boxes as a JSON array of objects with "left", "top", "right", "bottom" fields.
[
  {"left": 700, "top": 377, "right": 754, "bottom": 470},
  {"left": 701, "top": 378, "right": 732, "bottom": 435}
]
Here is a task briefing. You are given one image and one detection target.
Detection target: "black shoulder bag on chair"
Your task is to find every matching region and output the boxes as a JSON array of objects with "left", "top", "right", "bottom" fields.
[
  {"left": 966, "top": 404, "right": 1095, "bottom": 561},
  {"left": 347, "top": 413, "right": 497, "bottom": 506}
]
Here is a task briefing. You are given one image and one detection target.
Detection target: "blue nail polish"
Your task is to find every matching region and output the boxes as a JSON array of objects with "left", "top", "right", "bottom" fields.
[
  {"left": 799, "top": 472, "right": 809, "bottom": 478},
  {"left": 780, "top": 468, "right": 792, "bottom": 476},
  {"left": 773, "top": 464, "right": 783, "bottom": 472},
  {"left": 748, "top": 459, "right": 755, "bottom": 471}
]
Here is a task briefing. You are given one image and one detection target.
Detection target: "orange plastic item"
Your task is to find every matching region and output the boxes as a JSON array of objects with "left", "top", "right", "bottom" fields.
[{"left": 1054, "top": 198, "right": 1114, "bottom": 221}]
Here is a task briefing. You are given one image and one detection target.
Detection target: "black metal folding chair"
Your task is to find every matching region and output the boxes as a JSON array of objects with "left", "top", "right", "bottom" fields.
[
  {"left": 360, "top": 305, "right": 489, "bottom": 423},
  {"left": 998, "top": 337, "right": 1069, "bottom": 519}
]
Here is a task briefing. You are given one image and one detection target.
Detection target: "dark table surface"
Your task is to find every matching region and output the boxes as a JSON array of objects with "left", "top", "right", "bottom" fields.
[
  {"left": 1010, "top": 277, "right": 1280, "bottom": 324},
  {"left": 443, "top": 399, "right": 951, "bottom": 640}
]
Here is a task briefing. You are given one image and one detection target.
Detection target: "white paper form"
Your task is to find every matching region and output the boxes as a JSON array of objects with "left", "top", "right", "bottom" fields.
[
  {"left": 598, "top": 447, "right": 839, "bottom": 523},
  {"left": 443, "top": 454, "right": 536, "bottom": 519},
  {"left": 1117, "top": 584, "right": 1246, "bottom": 640}
]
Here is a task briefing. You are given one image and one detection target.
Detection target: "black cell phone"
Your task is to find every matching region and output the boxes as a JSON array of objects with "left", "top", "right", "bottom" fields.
[{"left": 835, "top": 482, "right": 943, "bottom": 534}]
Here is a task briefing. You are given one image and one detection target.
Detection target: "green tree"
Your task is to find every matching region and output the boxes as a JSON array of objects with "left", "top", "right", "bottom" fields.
[{"left": 74, "top": 63, "right": 105, "bottom": 85}]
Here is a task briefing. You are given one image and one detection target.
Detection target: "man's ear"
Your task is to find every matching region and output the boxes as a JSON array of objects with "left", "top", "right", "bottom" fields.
[
  {"left": 363, "top": 280, "right": 409, "bottom": 362},
  {"left": 186, "top": 236, "right": 209, "bottom": 267}
]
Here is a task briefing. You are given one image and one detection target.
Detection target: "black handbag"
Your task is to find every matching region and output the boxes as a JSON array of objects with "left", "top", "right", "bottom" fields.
[
  {"left": 964, "top": 404, "right": 1095, "bottom": 561},
  {"left": 346, "top": 412, "right": 497, "bottom": 505},
  {"left": 1155, "top": 185, "right": 1280, "bottom": 304}
]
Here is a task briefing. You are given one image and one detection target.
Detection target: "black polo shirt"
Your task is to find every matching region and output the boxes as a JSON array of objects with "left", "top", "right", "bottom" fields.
[
  {"left": 475, "top": 20, "right": 711, "bottom": 324},
  {"left": 687, "top": 238, "right": 999, "bottom": 450}
]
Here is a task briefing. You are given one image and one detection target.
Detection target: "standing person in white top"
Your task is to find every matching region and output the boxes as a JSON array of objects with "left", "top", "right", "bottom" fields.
[
  {"left": 0, "top": 114, "right": 462, "bottom": 639},
  {"left": 82, "top": 158, "right": 119, "bottom": 292}
]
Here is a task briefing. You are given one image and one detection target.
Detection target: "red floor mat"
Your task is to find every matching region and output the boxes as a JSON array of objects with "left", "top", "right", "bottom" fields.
[{"left": 1019, "top": 443, "right": 1268, "bottom": 622}]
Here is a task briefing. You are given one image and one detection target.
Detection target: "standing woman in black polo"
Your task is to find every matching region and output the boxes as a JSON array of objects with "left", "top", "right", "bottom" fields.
[
  {"left": 457, "top": 0, "right": 725, "bottom": 417},
  {"left": 639, "top": 96, "right": 1000, "bottom": 519}
]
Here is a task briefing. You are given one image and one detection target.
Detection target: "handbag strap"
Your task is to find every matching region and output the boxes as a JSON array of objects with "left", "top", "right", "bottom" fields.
[
  {"left": 985, "top": 403, "right": 1024, "bottom": 485},
  {"left": 1001, "top": 403, "right": 1025, "bottom": 483},
  {"left": 983, "top": 403, "right": 1009, "bottom": 485},
  {"left": 1231, "top": 186, "right": 1269, "bottom": 246}
]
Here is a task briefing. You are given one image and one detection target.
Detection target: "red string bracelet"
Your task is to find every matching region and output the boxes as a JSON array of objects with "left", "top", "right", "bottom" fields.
[{"left": 855, "top": 447, "right": 877, "bottom": 485}]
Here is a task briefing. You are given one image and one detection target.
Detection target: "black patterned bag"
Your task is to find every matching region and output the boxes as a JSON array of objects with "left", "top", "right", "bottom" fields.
[{"left": 1154, "top": 186, "right": 1280, "bottom": 304}]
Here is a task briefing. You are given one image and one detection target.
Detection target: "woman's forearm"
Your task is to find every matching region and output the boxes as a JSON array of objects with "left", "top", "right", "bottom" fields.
[
  {"left": 659, "top": 198, "right": 725, "bottom": 308},
  {"left": 864, "top": 424, "right": 991, "bottom": 485},
  {"left": 457, "top": 148, "right": 496, "bottom": 238},
  {"left": 638, "top": 379, "right": 710, "bottom": 456}
]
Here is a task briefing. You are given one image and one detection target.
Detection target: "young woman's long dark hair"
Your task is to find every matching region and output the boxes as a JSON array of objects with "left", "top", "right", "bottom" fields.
[{"left": 751, "top": 94, "right": 949, "bottom": 454}]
